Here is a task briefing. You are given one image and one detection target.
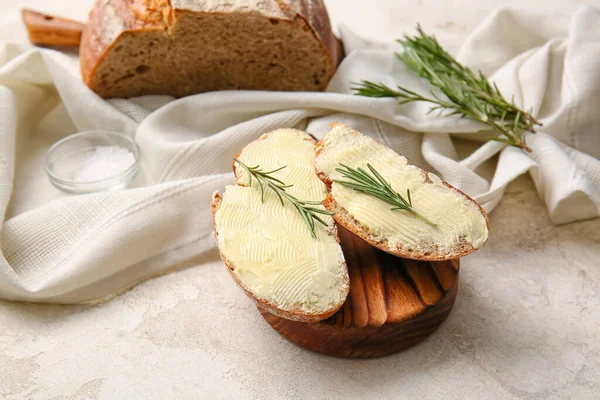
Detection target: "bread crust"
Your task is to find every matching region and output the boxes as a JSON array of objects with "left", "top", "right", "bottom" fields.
[
  {"left": 314, "top": 123, "right": 490, "bottom": 262},
  {"left": 212, "top": 130, "right": 349, "bottom": 323},
  {"left": 80, "top": 0, "right": 339, "bottom": 97},
  {"left": 80, "top": 0, "right": 171, "bottom": 88}
]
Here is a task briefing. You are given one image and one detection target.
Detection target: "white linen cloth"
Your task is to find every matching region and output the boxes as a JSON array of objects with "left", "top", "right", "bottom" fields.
[{"left": 0, "top": 7, "right": 598, "bottom": 303}]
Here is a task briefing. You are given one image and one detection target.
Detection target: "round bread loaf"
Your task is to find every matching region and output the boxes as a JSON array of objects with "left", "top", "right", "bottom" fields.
[{"left": 80, "top": 0, "right": 341, "bottom": 98}]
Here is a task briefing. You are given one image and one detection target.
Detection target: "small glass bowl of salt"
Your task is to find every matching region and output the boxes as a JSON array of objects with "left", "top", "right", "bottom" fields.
[{"left": 45, "top": 131, "right": 141, "bottom": 194}]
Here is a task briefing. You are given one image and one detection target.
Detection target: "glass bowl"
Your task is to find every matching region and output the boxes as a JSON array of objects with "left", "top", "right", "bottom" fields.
[{"left": 45, "top": 130, "right": 141, "bottom": 194}]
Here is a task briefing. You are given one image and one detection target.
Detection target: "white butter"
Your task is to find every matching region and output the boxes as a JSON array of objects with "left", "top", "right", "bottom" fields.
[
  {"left": 214, "top": 129, "right": 347, "bottom": 315},
  {"left": 315, "top": 124, "right": 489, "bottom": 256}
]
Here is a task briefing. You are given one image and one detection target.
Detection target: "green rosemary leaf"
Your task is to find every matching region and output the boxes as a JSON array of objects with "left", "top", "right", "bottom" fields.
[
  {"left": 334, "top": 164, "right": 436, "bottom": 226},
  {"left": 263, "top": 166, "right": 287, "bottom": 175},
  {"left": 300, "top": 200, "right": 326, "bottom": 206},
  {"left": 304, "top": 207, "right": 336, "bottom": 215},
  {"left": 312, "top": 214, "right": 329, "bottom": 227}
]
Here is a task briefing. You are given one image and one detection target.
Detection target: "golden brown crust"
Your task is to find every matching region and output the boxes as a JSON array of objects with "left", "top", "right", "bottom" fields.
[
  {"left": 314, "top": 137, "right": 332, "bottom": 185},
  {"left": 290, "top": 0, "right": 341, "bottom": 72},
  {"left": 231, "top": 149, "right": 242, "bottom": 182},
  {"left": 80, "top": 0, "right": 339, "bottom": 97},
  {"left": 79, "top": 2, "right": 100, "bottom": 87},
  {"left": 212, "top": 131, "right": 348, "bottom": 323},
  {"left": 314, "top": 123, "right": 490, "bottom": 262},
  {"left": 80, "top": 0, "right": 172, "bottom": 89}
]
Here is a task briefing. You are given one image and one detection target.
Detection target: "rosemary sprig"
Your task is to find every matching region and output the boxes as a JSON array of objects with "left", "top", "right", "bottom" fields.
[
  {"left": 234, "top": 158, "right": 334, "bottom": 238},
  {"left": 333, "top": 163, "right": 435, "bottom": 226},
  {"left": 352, "top": 25, "right": 542, "bottom": 152}
]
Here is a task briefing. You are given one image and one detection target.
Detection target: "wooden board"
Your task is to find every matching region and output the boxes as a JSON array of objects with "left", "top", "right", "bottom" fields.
[
  {"left": 22, "top": 9, "right": 84, "bottom": 48},
  {"left": 260, "top": 227, "right": 460, "bottom": 358}
]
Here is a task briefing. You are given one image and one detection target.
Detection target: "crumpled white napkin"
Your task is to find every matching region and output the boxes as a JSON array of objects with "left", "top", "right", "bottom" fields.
[{"left": 0, "top": 7, "right": 598, "bottom": 303}]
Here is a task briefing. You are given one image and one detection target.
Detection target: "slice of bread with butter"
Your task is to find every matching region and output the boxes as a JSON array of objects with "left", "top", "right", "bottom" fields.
[
  {"left": 314, "top": 123, "right": 490, "bottom": 261},
  {"left": 212, "top": 129, "right": 349, "bottom": 322}
]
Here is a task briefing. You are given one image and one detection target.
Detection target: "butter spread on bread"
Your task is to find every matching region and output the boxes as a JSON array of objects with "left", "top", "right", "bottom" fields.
[
  {"left": 80, "top": 0, "right": 340, "bottom": 98},
  {"left": 212, "top": 129, "right": 348, "bottom": 322},
  {"left": 314, "top": 123, "right": 489, "bottom": 261}
]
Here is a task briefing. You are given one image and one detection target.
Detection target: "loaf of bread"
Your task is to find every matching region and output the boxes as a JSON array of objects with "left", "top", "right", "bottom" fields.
[
  {"left": 80, "top": 0, "right": 340, "bottom": 98},
  {"left": 212, "top": 129, "right": 349, "bottom": 322},
  {"left": 314, "top": 123, "right": 490, "bottom": 261}
]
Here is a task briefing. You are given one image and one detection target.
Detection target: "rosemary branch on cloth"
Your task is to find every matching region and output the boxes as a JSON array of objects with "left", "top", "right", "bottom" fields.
[{"left": 353, "top": 25, "right": 542, "bottom": 152}]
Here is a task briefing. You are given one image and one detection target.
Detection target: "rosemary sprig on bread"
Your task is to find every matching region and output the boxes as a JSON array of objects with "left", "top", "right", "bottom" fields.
[
  {"left": 315, "top": 123, "right": 489, "bottom": 261},
  {"left": 353, "top": 25, "right": 541, "bottom": 152},
  {"left": 234, "top": 158, "right": 334, "bottom": 239},
  {"left": 212, "top": 129, "right": 349, "bottom": 322},
  {"left": 334, "top": 163, "right": 435, "bottom": 226}
]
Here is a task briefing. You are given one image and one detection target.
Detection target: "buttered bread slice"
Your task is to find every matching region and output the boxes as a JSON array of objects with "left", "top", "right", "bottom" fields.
[
  {"left": 212, "top": 129, "right": 349, "bottom": 322},
  {"left": 314, "top": 123, "right": 489, "bottom": 261}
]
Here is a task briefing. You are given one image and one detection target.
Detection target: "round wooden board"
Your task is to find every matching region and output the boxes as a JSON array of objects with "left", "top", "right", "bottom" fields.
[{"left": 260, "top": 227, "right": 460, "bottom": 358}]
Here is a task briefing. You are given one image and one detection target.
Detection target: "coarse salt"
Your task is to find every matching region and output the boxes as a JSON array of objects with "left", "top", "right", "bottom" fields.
[{"left": 73, "top": 145, "right": 135, "bottom": 183}]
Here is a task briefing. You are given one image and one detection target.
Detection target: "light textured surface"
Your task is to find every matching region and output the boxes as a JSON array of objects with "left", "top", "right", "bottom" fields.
[
  {"left": 1, "top": 176, "right": 598, "bottom": 400},
  {"left": 1, "top": 1, "right": 599, "bottom": 399}
]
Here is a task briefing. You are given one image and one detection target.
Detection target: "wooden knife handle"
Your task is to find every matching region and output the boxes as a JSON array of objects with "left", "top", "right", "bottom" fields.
[{"left": 22, "top": 9, "right": 84, "bottom": 48}]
